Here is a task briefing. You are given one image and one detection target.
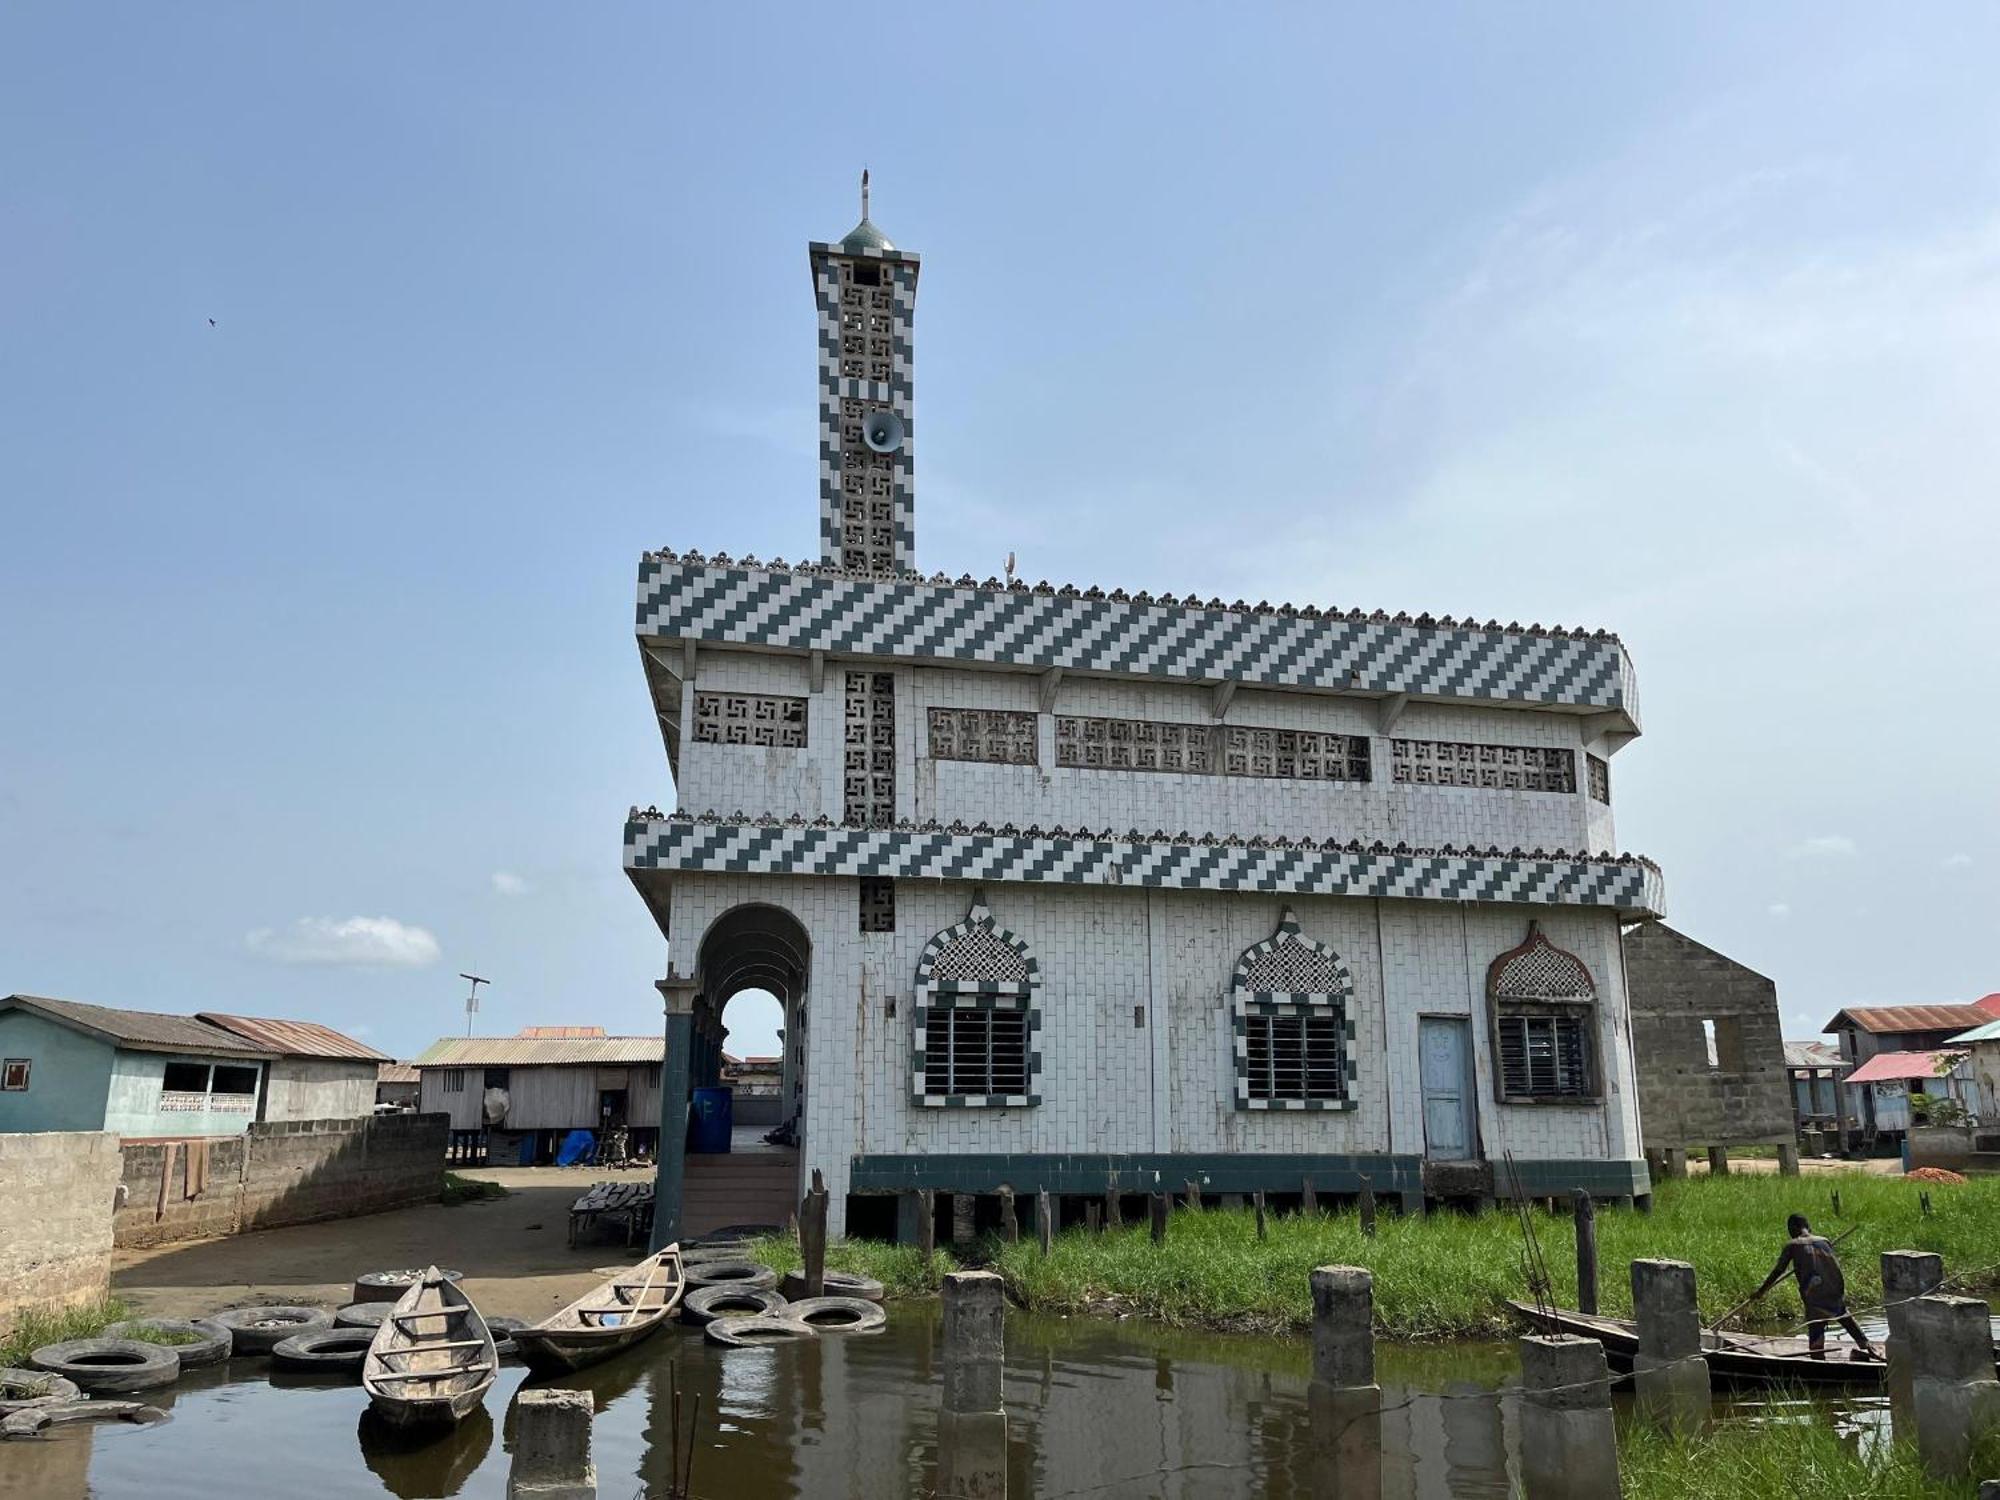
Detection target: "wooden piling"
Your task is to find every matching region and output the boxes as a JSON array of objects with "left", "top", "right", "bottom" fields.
[
  {"left": 1104, "top": 1174, "right": 1123, "bottom": 1230},
  {"left": 801, "top": 1168, "right": 829, "bottom": 1299},
  {"left": 1358, "top": 1175, "right": 1377, "bottom": 1238},
  {"left": 1085, "top": 1202, "right": 1102, "bottom": 1234},
  {"left": 1037, "top": 1189, "right": 1053, "bottom": 1256},
  {"left": 916, "top": 1188, "right": 936, "bottom": 1264},
  {"left": 1254, "top": 1190, "right": 1268, "bottom": 1242},
  {"left": 1185, "top": 1180, "right": 1203, "bottom": 1211},
  {"left": 998, "top": 1184, "right": 1018, "bottom": 1244},
  {"left": 1574, "top": 1190, "right": 1599, "bottom": 1316},
  {"left": 1149, "top": 1192, "right": 1168, "bottom": 1245},
  {"left": 1302, "top": 1177, "right": 1318, "bottom": 1216}
]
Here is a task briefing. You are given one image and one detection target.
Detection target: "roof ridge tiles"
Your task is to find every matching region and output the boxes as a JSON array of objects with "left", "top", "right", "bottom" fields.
[{"left": 639, "top": 546, "right": 1621, "bottom": 643}]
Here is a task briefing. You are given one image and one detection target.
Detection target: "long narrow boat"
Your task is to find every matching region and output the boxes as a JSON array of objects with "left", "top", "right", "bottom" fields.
[
  {"left": 1507, "top": 1300, "right": 1897, "bottom": 1390},
  {"left": 363, "top": 1266, "right": 498, "bottom": 1427},
  {"left": 513, "top": 1244, "right": 684, "bottom": 1376}
]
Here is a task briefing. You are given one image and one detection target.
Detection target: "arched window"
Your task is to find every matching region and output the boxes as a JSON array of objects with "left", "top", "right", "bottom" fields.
[
  {"left": 1230, "top": 909, "right": 1355, "bottom": 1111},
  {"left": 911, "top": 899, "right": 1040, "bottom": 1107},
  {"left": 1487, "top": 923, "right": 1599, "bottom": 1103}
]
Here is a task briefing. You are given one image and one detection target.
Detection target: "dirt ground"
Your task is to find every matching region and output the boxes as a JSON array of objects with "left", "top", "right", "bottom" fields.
[
  {"left": 111, "top": 1166, "right": 657, "bottom": 1324},
  {"left": 1686, "top": 1154, "right": 1904, "bottom": 1177}
]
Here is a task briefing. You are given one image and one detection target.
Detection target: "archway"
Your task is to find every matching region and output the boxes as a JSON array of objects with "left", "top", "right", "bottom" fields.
[{"left": 680, "top": 903, "right": 811, "bottom": 1238}]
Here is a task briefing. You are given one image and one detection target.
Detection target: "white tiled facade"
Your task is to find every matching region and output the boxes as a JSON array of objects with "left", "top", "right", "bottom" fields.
[{"left": 631, "top": 205, "right": 1657, "bottom": 1239}]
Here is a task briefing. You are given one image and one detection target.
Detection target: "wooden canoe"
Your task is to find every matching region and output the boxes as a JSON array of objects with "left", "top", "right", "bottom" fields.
[
  {"left": 1506, "top": 1300, "right": 1895, "bottom": 1389},
  {"left": 513, "top": 1244, "right": 684, "bottom": 1376},
  {"left": 362, "top": 1265, "right": 498, "bottom": 1427}
]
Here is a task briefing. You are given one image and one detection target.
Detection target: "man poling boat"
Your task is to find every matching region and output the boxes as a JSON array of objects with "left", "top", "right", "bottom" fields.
[{"left": 1742, "top": 1215, "right": 1883, "bottom": 1362}]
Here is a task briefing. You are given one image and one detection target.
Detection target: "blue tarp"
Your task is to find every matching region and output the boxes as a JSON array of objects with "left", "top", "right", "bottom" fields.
[{"left": 555, "top": 1129, "right": 596, "bottom": 1167}]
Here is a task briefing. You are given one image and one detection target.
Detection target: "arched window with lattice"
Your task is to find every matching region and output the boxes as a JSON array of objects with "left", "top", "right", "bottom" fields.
[
  {"left": 1487, "top": 922, "right": 1600, "bottom": 1103},
  {"left": 1229, "top": 908, "right": 1356, "bottom": 1111},
  {"left": 910, "top": 898, "right": 1041, "bottom": 1108}
]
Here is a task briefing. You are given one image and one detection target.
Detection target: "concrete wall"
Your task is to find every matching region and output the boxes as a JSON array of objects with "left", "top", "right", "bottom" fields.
[
  {"left": 113, "top": 1112, "right": 448, "bottom": 1249},
  {"left": 1623, "top": 923, "right": 1792, "bottom": 1149},
  {"left": 0, "top": 1009, "right": 115, "bottom": 1133},
  {"left": 104, "top": 1049, "right": 263, "bottom": 1138},
  {"left": 261, "top": 1057, "right": 377, "bottom": 1122},
  {"left": 676, "top": 649, "right": 1620, "bottom": 855},
  {"left": 0, "top": 1132, "right": 122, "bottom": 1334},
  {"left": 666, "top": 873, "right": 1644, "bottom": 1235}
]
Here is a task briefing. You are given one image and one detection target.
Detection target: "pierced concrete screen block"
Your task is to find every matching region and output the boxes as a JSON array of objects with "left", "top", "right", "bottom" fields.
[
  {"left": 1056, "top": 715, "right": 1212, "bottom": 773},
  {"left": 928, "top": 707, "right": 1037, "bottom": 766},
  {"left": 1220, "top": 726, "right": 1370, "bottom": 782},
  {"left": 693, "top": 693, "right": 808, "bottom": 748},
  {"left": 1587, "top": 753, "right": 1611, "bottom": 804},
  {"left": 859, "top": 877, "right": 896, "bottom": 933},
  {"left": 843, "top": 671, "right": 896, "bottom": 826},
  {"left": 1392, "top": 739, "right": 1577, "bottom": 794}
]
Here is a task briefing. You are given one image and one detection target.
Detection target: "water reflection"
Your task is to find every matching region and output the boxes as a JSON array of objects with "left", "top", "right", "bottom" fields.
[{"left": 35, "top": 1306, "right": 1923, "bottom": 1499}]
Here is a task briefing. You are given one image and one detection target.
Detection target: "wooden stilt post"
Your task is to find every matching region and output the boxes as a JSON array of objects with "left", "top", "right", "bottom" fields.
[
  {"left": 1104, "top": 1173, "right": 1122, "bottom": 1230},
  {"left": 1574, "top": 1190, "right": 1599, "bottom": 1316},
  {"left": 1185, "top": 1180, "right": 1203, "bottom": 1211},
  {"left": 1254, "top": 1190, "right": 1268, "bottom": 1242},
  {"left": 998, "top": 1184, "right": 1018, "bottom": 1244},
  {"left": 801, "top": 1168, "right": 829, "bottom": 1298},
  {"left": 1358, "top": 1175, "right": 1377, "bottom": 1238},
  {"left": 1085, "top": 1202, "right": 1102, "bottom": 1234},
  {"left": 916, "top": 1188, "right": 936, "bottom": 1264},
  {"left": 1149, "top": 1192, "right": 1168, "bottom": 1245},
  {"left": 1037, "top": 1188, "right": 1053, "bottom": 1256},
  {"left": 1302, "top": 1177, "right": 1318, "bottom": 1216}
]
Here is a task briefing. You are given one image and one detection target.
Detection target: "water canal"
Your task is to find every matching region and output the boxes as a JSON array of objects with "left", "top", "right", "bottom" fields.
[{"left": 3, "top": 1308, "right": 1903, "bottom": 1499}]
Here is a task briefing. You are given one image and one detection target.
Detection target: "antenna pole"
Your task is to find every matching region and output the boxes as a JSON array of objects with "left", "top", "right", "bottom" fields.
[{"left": 459, "top": 973, "right": 489, "bottom": 1038}]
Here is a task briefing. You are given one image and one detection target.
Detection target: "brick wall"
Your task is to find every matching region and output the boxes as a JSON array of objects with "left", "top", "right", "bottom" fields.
[
  {"left": 113, "top": 1112, "right": 447, "bottom": 1249},
  {"left": 1623, "top": 922, "right": 1793, "bottom": 1149},
  {"left": 0, "top": 1131, "right": 122, "bottom": 1335}
]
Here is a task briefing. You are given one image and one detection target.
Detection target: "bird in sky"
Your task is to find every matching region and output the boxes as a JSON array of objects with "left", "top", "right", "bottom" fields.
[{"left": 207, "top": 318, "right": 216, "bottom": 327}]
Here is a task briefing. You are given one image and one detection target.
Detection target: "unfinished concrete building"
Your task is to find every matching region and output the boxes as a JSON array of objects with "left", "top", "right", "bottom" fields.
[{"left": 1621, "top": 923, "right": 1795, "bottom": 1176}]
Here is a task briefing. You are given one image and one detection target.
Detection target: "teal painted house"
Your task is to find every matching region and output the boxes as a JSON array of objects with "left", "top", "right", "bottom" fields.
[{"left": 0, "top": 995, "right": 276, "bottom": 1139}]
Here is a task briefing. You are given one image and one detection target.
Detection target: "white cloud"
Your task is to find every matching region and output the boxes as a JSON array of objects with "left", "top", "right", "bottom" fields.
[
  {"left": 491, "top": 871, "right": 530, "bottom": 897},
  {"left": 1767, "top": 903, "right": 1791, "bottom": 919},
  {"left": 1942, "top": 853, "right": 1974, "bottom": 870},
  {"left": 245, "top": 916, "right": 441, "bottom": 968},
  {"left": 1787, "top": 835, "right": 1857, "bottom": 860}
]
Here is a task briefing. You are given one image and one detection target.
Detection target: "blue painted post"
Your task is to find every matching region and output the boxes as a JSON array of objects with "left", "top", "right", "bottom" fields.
[{"left": 651, "top": 980, "right": 696, "bottom": 1251}]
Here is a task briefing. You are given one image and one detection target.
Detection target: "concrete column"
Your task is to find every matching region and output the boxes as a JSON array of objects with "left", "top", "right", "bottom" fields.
[
  {"left": 1885, "top": 1251, "right": 1945, "bottom": 1438},
  {"left": 508, "top": 1388, "right": 595, "bottom": 1499},
  {"left": 1630, "top": 1258, "right": 1709, "bottom": 1429},
  {"left": 1908, "top": 1295, "right": 2000, "bottom": 1478},
  {"left": 1659, "top": 1146, "right": 1685, "bottom": 1180},
  {"left": 1706, "top": 1145, "right": 1730, "bottom": 1176},
  {"left": 1777, "top": 1143, "right": 1800, "bottom": 1176},
  {"left": 1517, "top": 1336, "right": 1619, "bottom": 1500},
  {"left": 1309, "top": 1266, "right": 1377, "bottom": 1391},
  {"left": 941, "top": 1271, "right": 1005, "bottom": 1415},
  {"left": 951, "top": 1192, "right": 978, "bottom": 1249},
  {"left": 1309, "top": 1266, "right": 1380, "bottom": 1500},
  {"left": 649, "top": 980, "right": 696, "bottom": 1252}
]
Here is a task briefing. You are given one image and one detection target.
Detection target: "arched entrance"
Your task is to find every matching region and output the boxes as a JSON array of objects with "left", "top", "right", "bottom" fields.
[{"left": 656, "top": 904, "right": 810, "bottom": 1245}]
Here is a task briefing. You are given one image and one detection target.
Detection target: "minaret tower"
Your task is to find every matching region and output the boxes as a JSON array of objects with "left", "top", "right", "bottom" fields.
[{"left": 809, "top": 171, "right": 920, "bottom": 574}]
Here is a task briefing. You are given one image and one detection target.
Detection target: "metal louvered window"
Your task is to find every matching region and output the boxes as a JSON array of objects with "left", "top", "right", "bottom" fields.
[
  {"left": 922, "top": 1006, "right": 1028, "bottom": 1098},
  {"left": 1496, "top": 1013, "right": 1592, "bottom": 1099},
  {"left": 441, "top": 1069, "right": 466, "bottom": 1094},
  {"left": 1243, "top": 1011, "right": 1349, "bottom": 1103}
]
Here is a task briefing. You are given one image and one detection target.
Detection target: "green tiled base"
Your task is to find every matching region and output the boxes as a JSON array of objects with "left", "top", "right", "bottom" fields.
[{"left": 848, "top": 1152, "right": 1649, "bottom": 1201}]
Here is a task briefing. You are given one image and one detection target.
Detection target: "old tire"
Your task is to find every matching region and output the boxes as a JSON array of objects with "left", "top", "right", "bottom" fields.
[
  {"left": 211, "top": 1305, "right": 335, "bottom": 1356},
  {"left": 29, "top": 1339, "right": 180, "bottom": 1394},
  {"left": 780, "top": 1270, "right": 884, "bottom": 1304},
  {"left": 704, "top": 1315, "right": 818, "bottom": 1349},
  {"left": 683, "top": 1260, "right": 778, "bottom": 1292},
  {"left": 334, "top": 1302, "right": 391, "bottom": 1330},
  {"left": 0, "top": 1367, "right": 81, "bottom": 1413},
  {"left": 681, "top": 1285, "right": 789, "bottom": 1325},
  {"left": 101, "top": 1318, "right": 233, "bottom": 1369},
  {"left": 783, "top": 1296, "right": 887, "bottom": 1334},
  {"left": 352, "top": 1268, "right": 463, "bottom": 1304},
  {"left": 271, "top": 1329, "right": 375, "bottom": 1373},
  {"left": 488, "top": 1317, "right": 525, "bottom": 1360}
]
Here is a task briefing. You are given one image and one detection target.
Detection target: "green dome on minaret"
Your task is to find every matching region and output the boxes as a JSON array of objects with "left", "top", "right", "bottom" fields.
[{"left": 839, "top": 169, "right": 894, "bottom": 252}]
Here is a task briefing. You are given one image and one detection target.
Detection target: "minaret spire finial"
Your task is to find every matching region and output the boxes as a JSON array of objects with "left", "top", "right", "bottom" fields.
[{"left": 861, "top": 167, "right": 870, "bottom": 221}]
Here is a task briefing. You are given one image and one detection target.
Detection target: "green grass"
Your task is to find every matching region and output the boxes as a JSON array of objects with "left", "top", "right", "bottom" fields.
[
  {"left": 1620, "top": 1415, "right": 2000, "bottom": 1499},
  {"left": 746, "top": 1233, "right": 959, "bottom": 1298},
  {"left": 0, "top": 1298, "right": 130, "bottom": 1368},
  {"left": 440, "top": 1172, "right": 510, "bottom": 1206},
  {"left": 113, "top": 1322, "right": 206, "bottom": 1347},
  {"left": 990, "top": 1175, "right": 2000, "bottom": 1339}
]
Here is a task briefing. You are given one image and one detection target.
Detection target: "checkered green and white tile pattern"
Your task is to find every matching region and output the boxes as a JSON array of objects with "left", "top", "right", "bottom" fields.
[{"left": 637, "top": 557, "right": 1637, "bottom": 714}]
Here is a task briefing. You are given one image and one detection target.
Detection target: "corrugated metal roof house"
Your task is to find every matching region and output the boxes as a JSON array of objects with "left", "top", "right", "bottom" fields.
[{"left": 411, "top": 1033, "right": 665, "bottom": 1149}]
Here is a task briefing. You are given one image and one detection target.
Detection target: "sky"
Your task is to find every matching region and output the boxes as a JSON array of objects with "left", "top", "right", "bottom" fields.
[{"left": 3, "top": 5, "right": 1996, "bottom": 1062}]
